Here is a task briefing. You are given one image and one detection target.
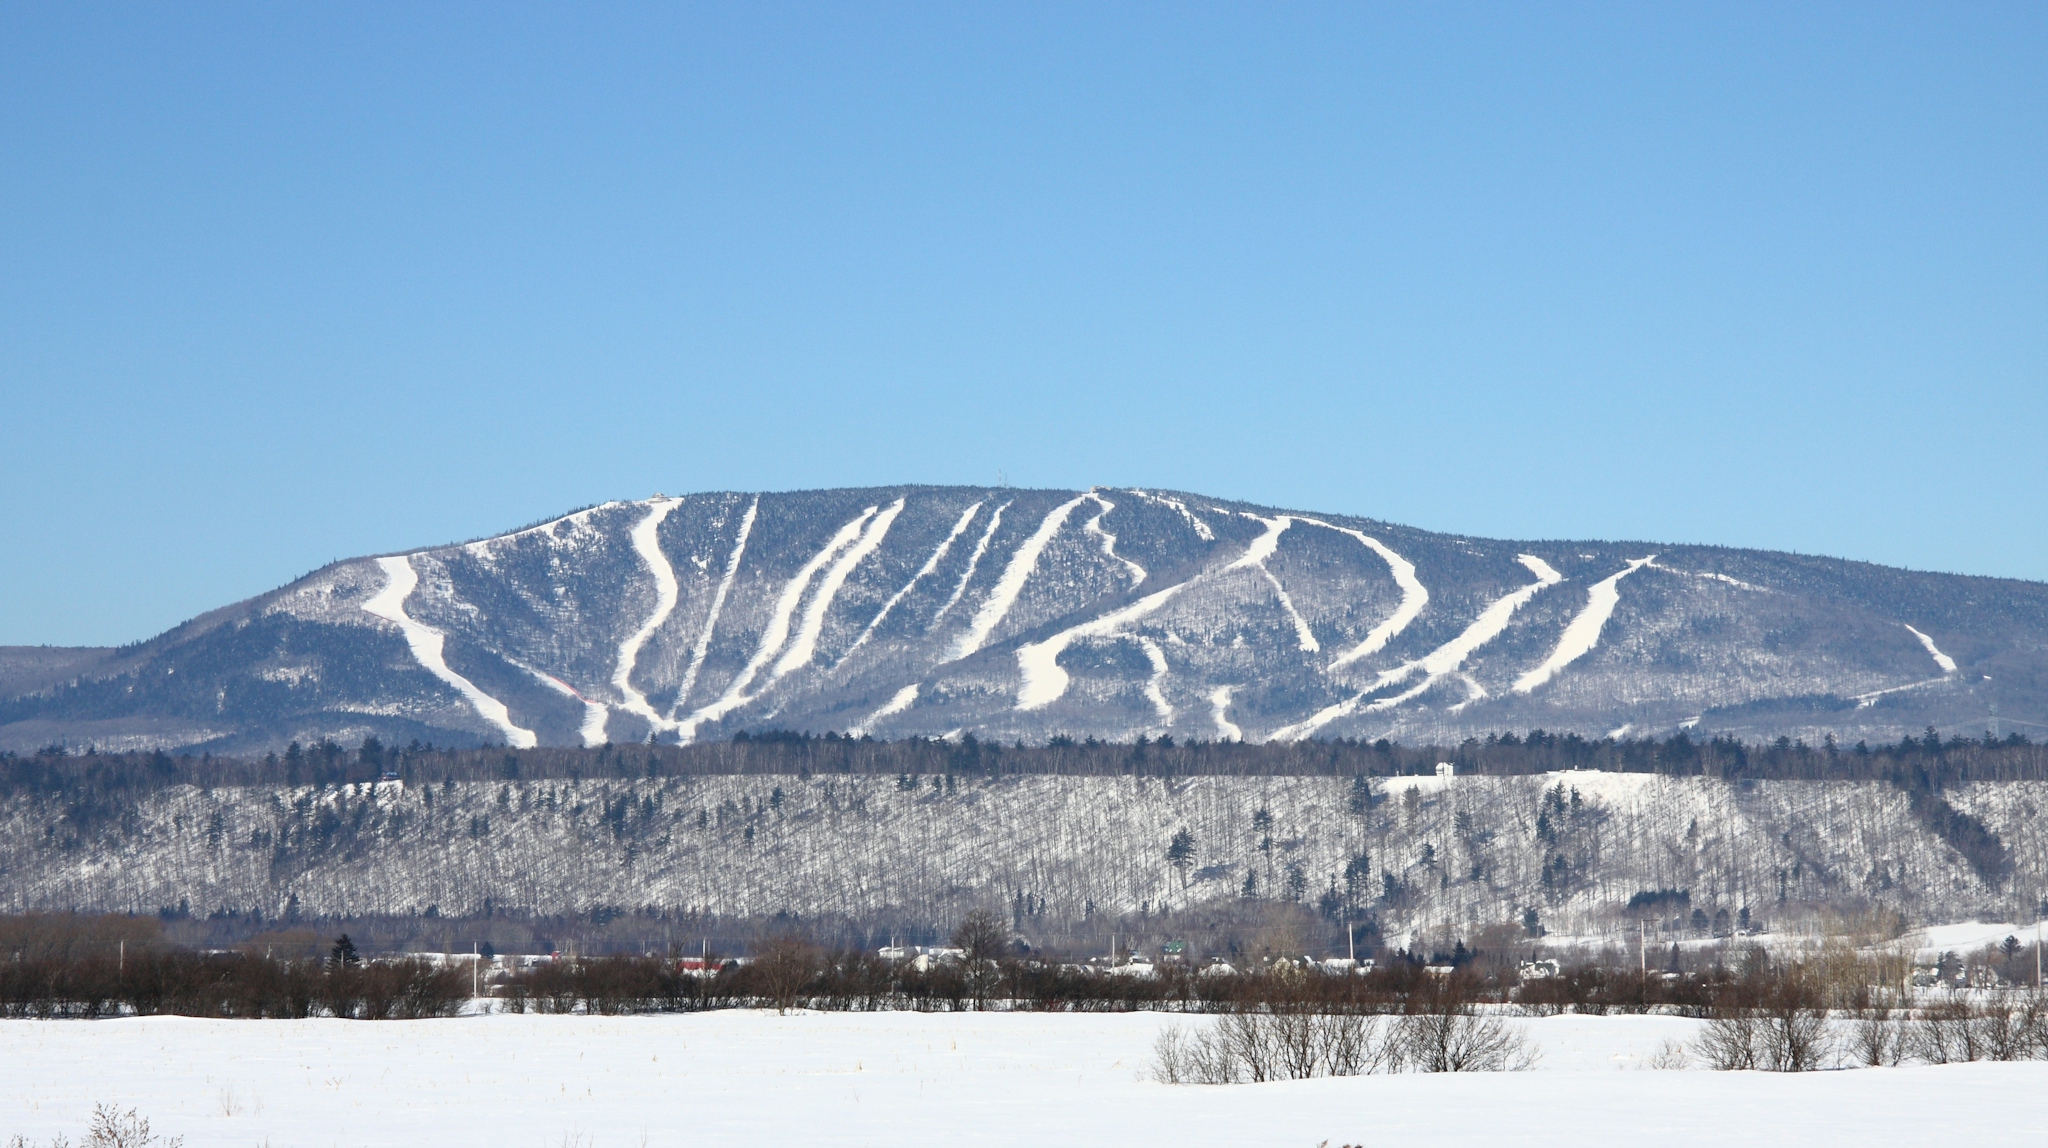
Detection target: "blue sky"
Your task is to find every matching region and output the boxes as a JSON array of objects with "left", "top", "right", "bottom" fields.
[{"left": 3, "top": 3, "right": 2042, "bottom": 647}]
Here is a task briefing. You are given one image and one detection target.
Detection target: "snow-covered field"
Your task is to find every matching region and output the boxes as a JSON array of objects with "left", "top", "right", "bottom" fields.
[{"left": 3, "top": 1012, "right": 2041, "bottom": 1147}]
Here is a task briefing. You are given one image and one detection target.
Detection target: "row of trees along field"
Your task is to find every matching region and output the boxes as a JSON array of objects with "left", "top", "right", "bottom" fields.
[
  {"left": 6, "top": 727, "right": 2045, "bottom": 802},
  {"left": 7, "top": 909, "right": 2048, "bottom": 1076}
]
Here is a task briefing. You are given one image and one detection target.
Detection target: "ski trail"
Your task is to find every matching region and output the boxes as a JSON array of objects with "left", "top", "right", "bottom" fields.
[
  {"left": 931, "top": 501, "right": 1009, "bottom": 630},
  {"left": 1512, "top": 556, "right": 1656, "bottom": 694},
  {"left": 612, "top": 498, "right": 684, "bottom": 732},
  {"left": 1130, "top": 489, "right": 1214, "bottom": 541},
  {"left": 674, "top": 496, "right": 757, "bottom": 716},
  {"left": 1855, "top": 677, "right": 1949, "bottom": 708},
  {"left": 773, "top": 499, "right": 903, "bottom": 680},
  {"left": 1300, "top": 517, "right": 1428, "bottom": 670},
  {"left": 1083, "top": 492, "right": 1146, "bottom": 585},
  {"left": 1646, "top": 559, "right": 1770, "bottom": 594},
  {"left": 1015, "top": 576, "right": 1203, "bottom": 709},
  {"left": 1272, "top": 555, "right": 1562, "bottom": 740},
  {"left": 1137, "top": 636, "right": 1173, "bottom": 725},
  {"left": 1229, "top": 515, "right": 1318, "bottom": 652},
  {"left": 950, "top": 493, "right": 1091, "bottom": 660},
  {"left": 678, "top": 505, "right": 877, "bottom": 738},
  {"left": 1209, "top": 686, "right": 1242, "bottom": 741},
  {"left": 522, "top": 667, "right": 611, "bottom": 747},
  {"left": 849, "top": 683, "right": 921, "bottom": 736},
  {"left": 1903, "top": 625, "right": 1958, "bottom": 675},
  {"left": 837, "top": 501, "right": 983, "bottom": 669},
  {"left": 468, "top": 502, "right": 625, "bottom": 552},
  {"left": 362, "top": 555, "right": 537, "bottom": 748}
]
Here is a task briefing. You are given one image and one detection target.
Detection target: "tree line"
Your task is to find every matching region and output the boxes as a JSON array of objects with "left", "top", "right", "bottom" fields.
[{"left": 6, "top": 726, "right": 2043, "bottom": 806}]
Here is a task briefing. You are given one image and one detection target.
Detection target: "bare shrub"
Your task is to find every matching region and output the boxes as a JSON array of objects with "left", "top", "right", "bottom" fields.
[
  {"left": 84, "top": 1105, "right": 181, "bottom": 1148},
  {"left": 1401, "top": 1009, "right": 1540, "bottom": 1072},
  {"left": 1912, "top": 999, "right": 1979, "bottom": 1063},
  {"left": 1695, "top": 1011, "right": 1762, "bottom": 1070},
  {"left": 1151, "top": 1005, "right": 1534, "bottom": 1083},
  {"left": 1642, "top": 1038, "right": 1690, "bottom": 1070},
  {"left": 1850, "top": 999, "right": 1907, "bottom": 1067}
]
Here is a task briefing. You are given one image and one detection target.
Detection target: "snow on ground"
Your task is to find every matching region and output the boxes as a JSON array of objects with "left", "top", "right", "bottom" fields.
[
  {"left": 1, "top": 1012, "right": 2039, "bottom": 1148},
  {"left": 360, "top": 556, "right": 538, "bottom": 749},
  {"left": 1512, "top": 556, "right": 1656, "bottom": 695},
  {"left": 1137, "top": 636, "right": 1173, "bottom": 725},
  {"left": 1128, "top": 488, "right": 1214, "bottom": 540},
  {"left": 838, "top": 502, "right": 983, "bottom": 668},
  {"left": 930, "top": 501, "right": 1009, "bottom": 630},
  {"left": 523, "top": 666, "right": 612, "bottom": 747},
  {"left": 1209, "top": 685, "right": 1242, "bottom": 741},
  {"left": 772, "top": 499, "right": 903, "bottom": 680},
  {"left": 612, "top": 499, "right": 684, "bottom": 732},
  {"left": 1082, "top": 492, "right": 1148, "bottom": 585},
  {"left": 673, "top": 498, "right": 757, "bottom": 716},
  {"left": 1274, "top": 555, "right": 1562, "bottom": 741},
  {"left": 1229, "top": 515, "right": 1321, "bottom": 653},
  {"left": 1301, "top": 517, "right": 1427, "bottom": 670},
  {"left": 679, "top": 506, "right": 879, "bottom": 738},
  {"left": 1908, "top": 920, "right": 2038, "bottom": 957},
  {"left": 952, "top": 494, "right": 1090, "bottom": 660},
  {"left": 1903, "top": 625, "right": 1959, "bottom": 675},
  {"left": 850, "top": 683, "right": 921, "bottom": 736}
]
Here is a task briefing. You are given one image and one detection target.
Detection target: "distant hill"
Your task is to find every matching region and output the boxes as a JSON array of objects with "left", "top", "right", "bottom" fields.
[{"left": 4, "top": 485, "right": 2043, "bottom": 753}]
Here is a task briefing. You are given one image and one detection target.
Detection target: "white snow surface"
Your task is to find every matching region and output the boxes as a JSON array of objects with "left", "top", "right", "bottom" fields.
[
  {"left": 1229, "top": 515, "right": 1320, "bottom": 652},
  {"left": 1904, "top": 625, "right": 1959, "bottom": 675},
  {"left": 612, "top": 498, "right": 684, "bottom": 732},
  {"left": 1299, "top": 517, "right": 1428, "bottom": 670},
  {"left": 1137, "top": 636, "right": 1173, "bottom": 725},
  {"left": 838, "top": 501, "right": 983, "bottom": 667},
  {"left": 931, "top": 500, "right": 1009, "bottom": 630},
  {"left": 3, "top": 1012, "right": 2042, "bottom": 1148},
  {"left": 522, "top": 666, "right": 611, "bottom": 747},
  {"left": 1208, "top": 685, "right": 1242, "bottom": 741},
  {"left": 772, "top": 498, "right": 903, "bottom": 680},
  {"left": 1272, "top": 555, "right": 1561, "bottom": 741},
  {"left": 1129, "top": 488, "right": 1214, "bottom": 540},
  {"left": 360, "top": 556, "right": 537, "bottom": 749},
  {"left": 679, "top": 506, "right": 877, "bottom": 737},
  {"left": 1015, "top": 578, "right": 1200, "bottom": 710},
  {"left": 850, "top": 683, "right": 921, "bottom": 736},
  {"left": 951, "top": 493, "right": 1090, "bottom": 660},
  {"left": 1083, "top": 491, "right": 1147, "bottom": 585},
  {"left": 673, "top": 497, "right": 757, "bottom": 715},
  {"left": 1513, "top": 556, "right": 1656, "bottom": 695}
]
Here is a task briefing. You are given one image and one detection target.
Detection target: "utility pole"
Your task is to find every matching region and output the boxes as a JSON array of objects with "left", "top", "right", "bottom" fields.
[{"left": 1639, "top": 921, "right": 1646, "bottom": 975}]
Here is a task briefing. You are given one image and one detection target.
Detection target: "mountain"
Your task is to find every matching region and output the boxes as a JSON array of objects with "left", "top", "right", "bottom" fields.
[{"left": 3, "top": 485, "right": 2043, "bottom": 754}]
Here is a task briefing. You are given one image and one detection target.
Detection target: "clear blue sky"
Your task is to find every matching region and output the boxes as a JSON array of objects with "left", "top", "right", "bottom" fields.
[{"left": 3, "top": 3, "right": 2042, "bottom": 647}]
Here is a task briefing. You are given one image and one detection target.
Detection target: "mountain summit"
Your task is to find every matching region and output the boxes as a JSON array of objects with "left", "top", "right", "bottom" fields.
[{"left": 3, "top": 486, "right": 2040, "bottom": 753}]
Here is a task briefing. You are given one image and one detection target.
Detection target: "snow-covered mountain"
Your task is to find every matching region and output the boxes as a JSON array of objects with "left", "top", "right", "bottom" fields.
[{"left": 3, "top": 486, "right": 2042, "bottom": 753}]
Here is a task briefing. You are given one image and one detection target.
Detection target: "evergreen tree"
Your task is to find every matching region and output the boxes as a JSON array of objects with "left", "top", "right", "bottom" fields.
[
  {"left": 1165, "top": 828, "right": 1197, "bottom": 888},
  {"left": 330, "top": 933, "right": 361, "bottom": 967}
]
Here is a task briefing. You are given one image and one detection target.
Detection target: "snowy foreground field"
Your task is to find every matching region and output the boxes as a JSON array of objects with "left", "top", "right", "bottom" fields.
[{"left": 4, "top": 1012, "right": 2044, "bottom": 1147}]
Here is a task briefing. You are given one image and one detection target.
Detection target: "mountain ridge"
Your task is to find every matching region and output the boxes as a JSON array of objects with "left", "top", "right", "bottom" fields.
[{"left": 4, "top": 484, "right": 2044, "bottom": 754}]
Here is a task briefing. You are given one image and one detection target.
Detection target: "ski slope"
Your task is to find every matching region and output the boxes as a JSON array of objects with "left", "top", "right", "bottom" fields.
[
  {"left": 1513, "top": 557, "right": 1655, "bottom": 695},
  {"left": 951, "top": 494, "right": 1089, "bottom": 660},
  {"left": 1904, "top": 625, "right": 1959, "bottom": 675},
  {"left": 675, "top": 497, "right": 757, "bottom": 714},
  {"left": 612, "top": 498, "right": 684, "bottom": 733},
  {"left": 360, "top": 556, "right": 537, "bottom": 749},
  {"left": 1272, "top": 555, "right": 1561, "bottom": 741},
  {"left": 838, "top": 501, "right": 983, "bottom": 667}
]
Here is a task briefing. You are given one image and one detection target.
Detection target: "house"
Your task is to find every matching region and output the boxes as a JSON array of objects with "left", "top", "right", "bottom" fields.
[
  {"left": 1435, "top": 762, "right": 1455, "bottom": 779},
  {"left": 1518, "top": 959, "right": 1562, "bottom": 980}
]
